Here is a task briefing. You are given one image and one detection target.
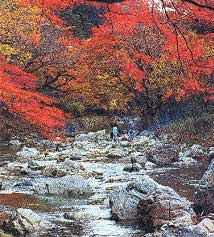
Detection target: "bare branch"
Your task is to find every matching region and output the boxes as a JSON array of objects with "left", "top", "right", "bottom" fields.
[{"left": 182, "top": 0, "right": 214, "bottom": 11}]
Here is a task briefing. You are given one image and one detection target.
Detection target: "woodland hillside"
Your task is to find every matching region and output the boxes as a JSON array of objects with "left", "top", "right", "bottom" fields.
[{"left": 0, "top": 0, "right": 213, "bottom": 140}]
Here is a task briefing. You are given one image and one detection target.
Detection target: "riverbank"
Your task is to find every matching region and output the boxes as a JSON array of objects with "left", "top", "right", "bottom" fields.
[{"left": 0, "top": 130, "right": 213, "bottom": 236}]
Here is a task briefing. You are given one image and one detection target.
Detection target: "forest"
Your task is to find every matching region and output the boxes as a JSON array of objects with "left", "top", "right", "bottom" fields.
[
  {"left": 0, "top": 0, "right": 213, "bottom": 140},
  {"left": 0, "top": 1, "right": 214, "bottom": 237}
]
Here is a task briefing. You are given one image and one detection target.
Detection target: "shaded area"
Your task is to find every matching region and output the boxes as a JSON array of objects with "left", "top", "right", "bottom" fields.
[{"left": 58, "top": 4, "right": 104, "bottom": 38}]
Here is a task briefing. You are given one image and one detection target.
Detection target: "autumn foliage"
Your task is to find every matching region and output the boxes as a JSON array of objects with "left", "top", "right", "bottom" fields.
[
  {"left": 0, "top": 0, "right": 213, "bottom": 137},
  {"left": 0, "top": 58, "right": 68, "bottom": 138}
]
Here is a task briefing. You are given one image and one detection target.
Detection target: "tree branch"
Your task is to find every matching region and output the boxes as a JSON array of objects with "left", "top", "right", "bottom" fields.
[{"left": 182, "top": 0, "right": 214, "bottom": 11}]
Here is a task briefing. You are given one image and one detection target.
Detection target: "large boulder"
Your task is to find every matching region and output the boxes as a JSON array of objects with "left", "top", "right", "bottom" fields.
[
  {"left": 3, "top": 208, "right": 54, "bottom": 235},
  {"left": 32, "top": 175, "right": 92, "bottom": 198},
  {"left": 194, "top": 159, "right": 214, "bottom": 215},
  {"left": 110, "top": 175, "right": 194, "bottom": 230},
  {"left": 147, "top": 144, "right": 179, "bottom": 166}
]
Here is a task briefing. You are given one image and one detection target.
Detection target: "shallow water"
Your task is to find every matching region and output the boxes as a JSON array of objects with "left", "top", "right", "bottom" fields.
[
  {"left": 0, "top": 143, "right": 208, "bottom": 237},
  {"left": 150, "top": 162, "right": 208, "bottom": 202}
]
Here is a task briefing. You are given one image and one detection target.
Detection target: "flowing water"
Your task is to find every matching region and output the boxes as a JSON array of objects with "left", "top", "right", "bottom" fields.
[{"left": 0, "top": 142, "right": 208, "bottom": 237}]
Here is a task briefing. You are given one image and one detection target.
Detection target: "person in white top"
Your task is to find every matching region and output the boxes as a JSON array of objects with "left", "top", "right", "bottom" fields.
[{"left": 112, "top": 124, "right": 119, "bottom": 143}]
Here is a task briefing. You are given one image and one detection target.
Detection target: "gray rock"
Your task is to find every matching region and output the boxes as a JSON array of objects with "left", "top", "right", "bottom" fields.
[
  {"left": 145, "top": 226, "right": 209, "bottom": 237},
  {"left": 130, "top": 152, "right": 147, "bottom": 166},
  {"left": 9, "top": 139, "right": 22, "bottom": 146},
  {"left": 123, "top": 163, "right": 142, "bottom": 172},
  {"left": 6, "top": 162, "right": 28, "bottom": 172},
  {"left": 185, "top": 144, "right": 204, "bottom": 159},
  {"left": 4, "top": 208, "right": 54, "bottom": 235},
  {"left": 110, "top": 188, "right": 139, "bottom": 221},
  {"left": 194, "top": 159, "right": 214, "bottom": 215},
  {"left": 209, "top": 147, "right": 214, "bottom": 152},
  {"left": 14, "top": 180, "right": 34, "bottom": 188},
  {"left": 131, "top": 136, "right": 152, "bottom": 150},
  {"left": 107, "top": 148, "right": 129, "bottom": 159},
  {"left": 28, "top": 160, "right": 57, "bottom": 170},
  {"left": 208, "top": 150, "right": 214, "bottom": 163},
  {"left": 110, "top": 175, "right": 194, "bottom": 229},
  {"left": 32, "top": 175, "right": 92, "bottom": 198},
  {"left": 17, "top": 146, "right": 40, "bottom": 161},
  {"left": 69, "top": 154, "right": 83, "bottom": 160},
  {"left": 178, "top": 151, "right": 197, "bottom": 164},
  {"left": 140, "top": 130, "right": 154, "bottom": 137},
  {"left": 41, "top": 167, "right": 67, "bottom": 177},
  {"left": 63, "top": 205, "right": 111, "bottom": 220},
  {"left": 120, "top": 141, "right": 130, "bottom": 147},
  {"left": 95, "top": 130, "right": 108, "bottom": 141},
  {"left": 196, "top": 218, "right": 214, "bottom": 233},
  {"left": 61, "top": 158, "right": 81, "bottom": 172},
  {"left": 147, "top": 144, "right": 179, "bottom": 166},
  {"left": 145, "top": 161, "right": 157, "bottom": 170},
  {"left": 75, "top": 133, "right": 96, "bottom": 142},
  {"left": 59, "top": 149, "right": 84, "bottom": 160}
]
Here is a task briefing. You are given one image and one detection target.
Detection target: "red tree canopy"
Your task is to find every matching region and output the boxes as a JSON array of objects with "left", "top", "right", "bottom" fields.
[{"left": 0, "top": 58, "right": 68, "bottom": 138}]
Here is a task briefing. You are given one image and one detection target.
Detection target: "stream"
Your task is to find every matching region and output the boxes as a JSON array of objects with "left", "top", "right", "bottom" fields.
[{"left": 0, "top": 140, "right": 208, "bottom": 237}]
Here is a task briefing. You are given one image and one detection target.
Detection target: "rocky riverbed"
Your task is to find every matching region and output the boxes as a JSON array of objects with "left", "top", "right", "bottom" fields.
[{"left": 0, "top": 131, "right": 213, "bottom": 237}]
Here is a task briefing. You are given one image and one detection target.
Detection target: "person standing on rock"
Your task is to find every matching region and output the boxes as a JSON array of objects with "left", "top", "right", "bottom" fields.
[
  {"left": 128, "top": 129, "right": 135, "bottom": 142},
  {"left": 55, "top": 136, "right": 61, "bottom": 152},
  {"left": 127, "top": 124, "right": 135, "bottom": 142},
  {"left": 69, "top": 126, "right": 76, "bottom": 139},
  {"left": 112, "top": 124, "right": 119, "bottom": 144}
]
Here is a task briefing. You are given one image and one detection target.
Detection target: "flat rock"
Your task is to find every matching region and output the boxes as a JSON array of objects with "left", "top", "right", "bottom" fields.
[{"left": 28, "top": 160, "right": 57, "bottom": 170}]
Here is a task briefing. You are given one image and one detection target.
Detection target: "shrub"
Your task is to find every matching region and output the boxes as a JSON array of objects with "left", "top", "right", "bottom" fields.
[{"left": 167, "top": 112, "right": 214, "bottom": 146}]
